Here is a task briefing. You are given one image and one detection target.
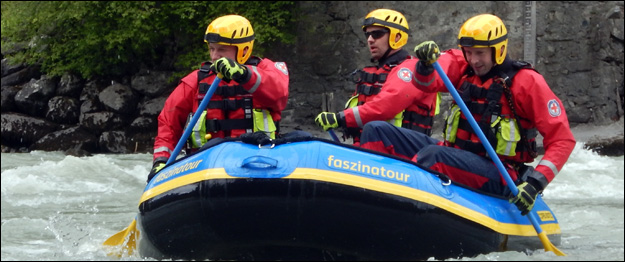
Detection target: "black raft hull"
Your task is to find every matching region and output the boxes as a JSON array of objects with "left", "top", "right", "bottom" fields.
[{"left": 138, "top": 178, "right": 504, "bottom": 261}]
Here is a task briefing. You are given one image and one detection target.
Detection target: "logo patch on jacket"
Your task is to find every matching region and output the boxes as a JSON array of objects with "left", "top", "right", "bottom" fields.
[
  {"left": 275, "top": 62, "right": 288, "bottom": 75},
  {"left": 397, "top": 68, "right": 412, "bottom": 82},
  {"left": 547, "top": 99, "right": 561, "bottom": 117}
]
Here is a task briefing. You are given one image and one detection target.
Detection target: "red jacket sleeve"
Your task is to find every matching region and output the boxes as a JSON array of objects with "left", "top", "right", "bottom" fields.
[
  {"left": 412, "top": 49, "right": 468, "bottom": 93},
  {"left": 152, "top": 72, "right": 197, "bottom": 163},
  {"left": 342, "top": 59, "right": 436, "bottom": 128},
  {"left": 242, "top": 58, "right": 289, "bottom": 122},
  {"left": 512, "top": 69, "right": 576, "bottom": 189}
]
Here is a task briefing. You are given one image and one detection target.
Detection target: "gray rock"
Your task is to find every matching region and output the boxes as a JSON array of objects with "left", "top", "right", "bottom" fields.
[
  {"left": 1, "top": 85, "right": 19, "bottom": 112},
  {"left": 130, "top": 70, "right": 176, "bottom": 98},
  {"left": 98, "top": 82, "right": 137, "bottom": 114},
  {"left": 99, "top": 131, "right": 130, "bottom": 153},
  {"left": 30, "top": 126, "right": 98, "bottom": 154},
  {"left": 1, "top": 64, "right": 41, "bottom": 87},
  {"left": 14, "top": 76, "right": 57, "bottom": 117},
  {"left": 1, "top": 112, "right": 58, "bottom": 147},
  {"left": 56, "top": 73, "right": 83, "bottom": 97},
  {"left": 46, "top": 96, "right": 80, "bottom": 124}
]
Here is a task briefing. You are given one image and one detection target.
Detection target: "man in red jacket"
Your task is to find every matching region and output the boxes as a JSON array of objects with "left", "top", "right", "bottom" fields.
[
  {"left": 314, "top": 9, "right": 439, "bottom": 145},
  {"left": 359, "top": 14, "right": 576, "bottom": 216},
  {"left": 148, "top": 14, "right": 289, "bottom": 182}
]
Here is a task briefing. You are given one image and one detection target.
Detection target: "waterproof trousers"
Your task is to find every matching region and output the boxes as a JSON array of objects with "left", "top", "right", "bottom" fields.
[{"left": 360, "top": 121, "right": 511, "bottom": 196}]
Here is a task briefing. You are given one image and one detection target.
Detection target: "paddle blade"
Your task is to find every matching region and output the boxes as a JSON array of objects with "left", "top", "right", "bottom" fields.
[
  {"left": 103, "top": 219, "right": 139, "bottom": 257},
  {"left": 537, "top": 231, "right": 566, "bottom": 256}
]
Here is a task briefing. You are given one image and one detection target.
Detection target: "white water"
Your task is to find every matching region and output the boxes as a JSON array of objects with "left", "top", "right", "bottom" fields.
[{"left": 1, "top": 143, "right": 623, "bottom": 261}]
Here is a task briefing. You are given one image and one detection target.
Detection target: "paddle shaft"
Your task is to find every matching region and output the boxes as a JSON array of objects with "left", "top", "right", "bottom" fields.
[
  {"left": 166, "top": 74, "right": 222, "bottom": 165},
  {"left": 432, "top": 62, "right": 561, "bottom": 251},
  {"left": 328, "top": 129, "right": 340, "bottom": 142}
]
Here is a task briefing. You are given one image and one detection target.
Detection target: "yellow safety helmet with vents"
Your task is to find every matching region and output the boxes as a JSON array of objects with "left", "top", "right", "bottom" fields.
[
  {"left": 204, "top": 15, "right": 255, "bottom": 64},
  {"left": 362, "top": 9, "right": 410, "bottom": 49},
  {"left": 457, "top": 14, "right": 508, "bottom": 65}
]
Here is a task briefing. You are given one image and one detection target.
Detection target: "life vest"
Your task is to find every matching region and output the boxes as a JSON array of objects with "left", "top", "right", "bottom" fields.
[
  {"left": 344, "top": 56, "right": 440, "bottom": 141},
  {"left": 442, "top": 61, "right": 538, "bottom": 164},
  {"left": 187, "top": 57, "right": 277, "bottom": 149}
]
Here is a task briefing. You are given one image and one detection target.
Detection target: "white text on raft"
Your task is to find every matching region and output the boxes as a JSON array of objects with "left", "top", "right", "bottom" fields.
[{"left": 326, "top": 155, "right": 410, "bottom": 183}]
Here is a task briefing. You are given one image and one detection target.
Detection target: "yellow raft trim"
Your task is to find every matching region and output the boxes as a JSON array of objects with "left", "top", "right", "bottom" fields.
[{"left": 139, "top": 167, "right": 561, "bottom": 237}]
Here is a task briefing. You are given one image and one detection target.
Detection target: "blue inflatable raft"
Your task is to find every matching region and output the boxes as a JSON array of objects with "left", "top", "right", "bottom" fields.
[{"left": 136, "top": 135, "right": 561, "bottom": 260}]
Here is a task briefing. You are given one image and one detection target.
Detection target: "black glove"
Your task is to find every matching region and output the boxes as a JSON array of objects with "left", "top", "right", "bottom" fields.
[
  {"left": 414, "top": 40, "right": 440, "bottom": 66},
  {"left": 147, "top": 161, "right": 166, "bottom": 183},
  {"left": 509, "top": 179, "right": 540, "bottom": 216},
  {"left": 315, "top": 112, "right": 339, "bottom": 131},
  {"left": 413, "top": 41, "right": 440, "bottom": 75},
  {"left": 210, "top": 57, "right": 251, "bottom": 83}
]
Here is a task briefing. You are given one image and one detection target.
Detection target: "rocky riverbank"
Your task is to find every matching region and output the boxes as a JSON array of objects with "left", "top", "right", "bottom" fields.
[{"left": 569, "top": 118, "right": 624, "bottom": 156}]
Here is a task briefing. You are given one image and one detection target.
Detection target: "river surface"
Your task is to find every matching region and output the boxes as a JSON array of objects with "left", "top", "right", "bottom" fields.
[{"left": 1, "top": 142, "right": 623, "bottom": 261}]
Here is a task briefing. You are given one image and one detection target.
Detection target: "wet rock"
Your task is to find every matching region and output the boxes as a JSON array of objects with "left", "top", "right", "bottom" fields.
[
  {"left": 584, "top": 136, "right": 624, "bottom": 156},
  {"left": 30, "top": 126, "right": 98, "bottom": 153},
  {"left": 1, "top": 112, "right": 58, "bottom": 148}
]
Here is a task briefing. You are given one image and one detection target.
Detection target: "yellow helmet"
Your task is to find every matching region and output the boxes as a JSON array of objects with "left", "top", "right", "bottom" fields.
[
  {"left": 204, "top": 15, "right": 255, "bottom": 64},
  {"left": 457, "top": 14, "right": 508, "bottom": 65},
  {"left": 362, "top": 9, "right": 410, "bottom": 49}
]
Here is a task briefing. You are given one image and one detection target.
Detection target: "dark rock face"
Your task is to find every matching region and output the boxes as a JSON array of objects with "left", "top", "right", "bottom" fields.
[
  {"left": 29, "top": 126, "right": 98, "bottom": 154},
  {"left": 57, "top": 73, "right": 84, "bottom": 97},
  {"left": 1, "top": 1, "right": 623, "bottom": 156},
  {"left": 98, "top": 83, "right": 138, "bottom": 114},
  {"left": 99, "top": 131, "right": 131, "bottom": 153},
  {"left": 584, "top": 137, "right": 624, "bottom": 156},
  {"left": 1, "top": 113, "right": 58, "bottom": 148},
  {"left": 80, "top": 111, "right": 126, "bottom": 134},
  {"left": 14, "top": 77, "right": 56, "bottom": 117},
  {"left": 131, "top": 70, "right": 175, "bottom": 98},
  {"left": 1, "top": 86, "right": 19, "bottom": 112},
  {"left": 46, "top": 96, "right": 80, "bottom": 124},
  {"left": 1, "top": 63, "right": 41, "bottom": 87}
]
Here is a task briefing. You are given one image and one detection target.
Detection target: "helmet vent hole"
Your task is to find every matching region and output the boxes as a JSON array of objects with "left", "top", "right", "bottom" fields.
[
  {"left": 399, "top": 18, "right": 403, "bottom": 24},
  {"left": 245, "top": 27, "right": 249, "bottom": 36},
  {"left": 487, "top": 31, "right": 492, "bottom": 40},
  {"left": 231, "top": 30, "right": 237, "bottom": 39},
  {"left": 385, "top": 15, "right": 390, "bottom": 21}
]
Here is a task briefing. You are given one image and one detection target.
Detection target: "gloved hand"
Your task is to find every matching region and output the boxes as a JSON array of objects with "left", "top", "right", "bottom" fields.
[
  {"left": 147, "top": 161, "right": 166, "bottom": 183},
  {"left": 509, "top": 181, "right": 539, "bottom": 216},
  {"left": 315, "top": 112, "right": 339, "bottom": 131},
  {"left": 210, "top": 57, "right": 250, "bottom": 83},
  {"left": 414, "top": 40, "right": 440, "bottom": 66}
]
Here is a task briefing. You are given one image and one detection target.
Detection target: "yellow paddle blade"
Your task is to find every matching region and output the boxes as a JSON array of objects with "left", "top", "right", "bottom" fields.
[
  {"left": 103, "top": 219, "right": 139, "bottom": 257},
  {"left": 537, "top": 231, "right": 566, "bottom": 256}
]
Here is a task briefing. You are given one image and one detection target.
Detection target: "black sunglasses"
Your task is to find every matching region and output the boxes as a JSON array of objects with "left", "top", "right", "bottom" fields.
[{"left": 364, "top": 29, "right": 389, "bottom": 40}]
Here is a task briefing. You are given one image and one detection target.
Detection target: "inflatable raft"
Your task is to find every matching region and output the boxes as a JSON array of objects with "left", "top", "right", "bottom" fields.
[{"left": 135, "top": 135, "right": 561, "bottom": 260}]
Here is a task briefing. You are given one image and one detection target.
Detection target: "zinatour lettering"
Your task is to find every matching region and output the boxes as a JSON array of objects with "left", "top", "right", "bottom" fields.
[
  {"left": 155, "top": 160, "right": 204, "bottom": 183},
  {"left": 326, "top": 155, "right": 410, "bottom": 183}
]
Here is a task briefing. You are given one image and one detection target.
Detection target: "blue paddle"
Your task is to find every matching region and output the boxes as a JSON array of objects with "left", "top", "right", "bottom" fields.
[
  {"left": 167, "top": 73, "right": 222, "bottom": 165},
  {"left": 328, "top": 129, "right": 340, "bottom": 142},
  {"left": 432, "top": 61, "right": 565, "bottom": 256},
  {"left": 103, "top": 73, "right": 223, "bottom": 257}
]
